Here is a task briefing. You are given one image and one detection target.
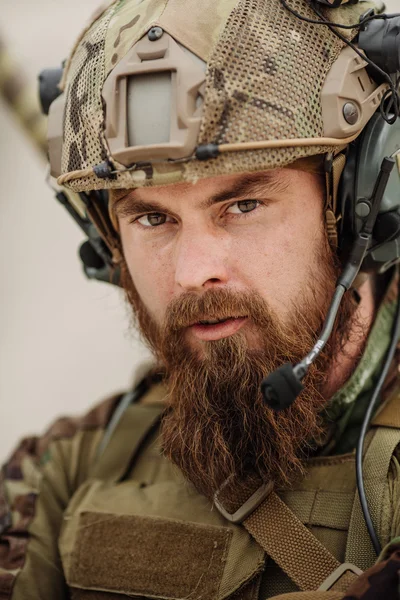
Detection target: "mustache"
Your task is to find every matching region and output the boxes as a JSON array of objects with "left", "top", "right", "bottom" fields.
[{"left": 163, "top": 288, "right": 273, "bottom": 331}]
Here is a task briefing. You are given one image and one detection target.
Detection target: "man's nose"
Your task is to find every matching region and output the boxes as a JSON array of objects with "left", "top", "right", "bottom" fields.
[{"left": 174, "top": 225, "right": 230, "bottom": 292}]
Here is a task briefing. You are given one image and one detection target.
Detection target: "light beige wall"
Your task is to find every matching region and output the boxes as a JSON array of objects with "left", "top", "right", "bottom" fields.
[
  {"left": 0, "top": 0, "right": 151, "bottom": 460},
  {"left": 0, "top": 0, "right": 398, "bottom": 459}
]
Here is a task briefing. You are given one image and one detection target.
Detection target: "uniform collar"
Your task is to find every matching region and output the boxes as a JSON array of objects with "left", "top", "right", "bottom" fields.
[{"left": 321, "top": 272, "right": 398, "bottom": 455}]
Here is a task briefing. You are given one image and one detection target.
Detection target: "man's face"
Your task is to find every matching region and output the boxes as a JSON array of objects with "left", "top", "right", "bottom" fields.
[
  {"left": 117, "top": 168, "right": 327, "bottom": 350},
  {"left": 116, "top": 168, "right": 356, "bottom": 498}
]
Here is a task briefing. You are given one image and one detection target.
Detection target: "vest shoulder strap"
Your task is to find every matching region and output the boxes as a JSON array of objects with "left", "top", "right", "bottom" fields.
[
  {"left": 372, "top": 378, "right": 400, "bottom": 428},
  {"left": 90, "top": 379, "right": 400, "bottom": 580},
  {"left": 346, "top": 380, "right": 400, "bottom": 570},
  {"left": 90, "top": 382, "right": 166, "bottom": 482}
]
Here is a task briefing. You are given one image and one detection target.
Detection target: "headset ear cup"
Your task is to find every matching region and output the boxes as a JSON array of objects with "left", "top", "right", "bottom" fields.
[
  {"left": 79, "top": 240, "right": 106, "bottom": 270},
  {"left": 54, "top": 188, "right": 121, "bottom": 286},
  {"left": 338, "top": 113, "right": 400, "bottom": 273},
  {"left": 79, "top": 240, "right": 121, "bottom": 285},
  {"left": 373, "top": 211, "right": 400, "bottom": 245}
]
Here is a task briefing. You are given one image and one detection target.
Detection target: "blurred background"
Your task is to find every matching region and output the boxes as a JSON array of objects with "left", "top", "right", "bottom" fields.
[
  {"left": 0, "top": 0, "right": 398, "bottom": 458},
  {"left": 0, "top": 0, "right": 151, "bottom": 459}
]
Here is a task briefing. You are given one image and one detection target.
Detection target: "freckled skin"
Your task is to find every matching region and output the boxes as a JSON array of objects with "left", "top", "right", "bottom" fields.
[
  {"left": 119, "top": 168, "right": 326, "bottom": 330},
  {"left": 119, "top": 166, "right": 375, "bottom": 401}
]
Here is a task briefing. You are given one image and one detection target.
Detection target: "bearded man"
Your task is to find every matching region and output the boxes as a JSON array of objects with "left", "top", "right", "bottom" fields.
[{"left": 2, "top": 0, "right": 400, "bottom": 599}]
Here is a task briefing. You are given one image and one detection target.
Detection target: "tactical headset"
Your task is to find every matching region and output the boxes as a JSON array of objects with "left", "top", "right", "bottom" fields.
[
  {"left": 262, "top": 0, "right": 400, "bottom": 556},
  {"left": 40, "top": 0, "right": 400, "bottom": 553}
]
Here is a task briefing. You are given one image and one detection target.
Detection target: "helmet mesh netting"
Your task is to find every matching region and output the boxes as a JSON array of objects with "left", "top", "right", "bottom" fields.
[
  {"left": 60, "top": 0, "right": 374, "bottom": 192},
  {"left": 186, "top": 0, "right": 355, "bottom": 181},
  {"left": 61, "top": 5, "right": 114, "bottom": 177}
]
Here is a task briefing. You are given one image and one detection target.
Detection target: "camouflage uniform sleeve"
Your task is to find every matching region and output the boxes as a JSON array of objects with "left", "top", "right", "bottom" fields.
[
  {"left": 341, "top": 539, "right": 400, "bottom": 600},
  {"left": 0, "top": 394, "right": 121, "bottom": 599}
]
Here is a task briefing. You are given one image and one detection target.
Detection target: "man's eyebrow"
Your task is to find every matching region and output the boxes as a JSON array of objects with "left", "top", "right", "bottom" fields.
[
  {"left": 201, "top": 172, "right": 291, "bottom": 208},
  {"left": 114, "top": 196, "right": 173, "bottom": 219},
  {"left": 114, "top": 172, "right": 291, "bottom": 218}
]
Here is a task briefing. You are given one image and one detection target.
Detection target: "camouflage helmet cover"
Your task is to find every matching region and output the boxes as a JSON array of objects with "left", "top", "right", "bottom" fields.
[{"left": 50, "top": 0, "right": 388, "bottom": 194}]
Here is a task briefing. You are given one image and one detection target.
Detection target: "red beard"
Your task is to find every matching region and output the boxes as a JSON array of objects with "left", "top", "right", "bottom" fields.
[{"left": 121, "top": 237, "right": 361, "bottom": 499}]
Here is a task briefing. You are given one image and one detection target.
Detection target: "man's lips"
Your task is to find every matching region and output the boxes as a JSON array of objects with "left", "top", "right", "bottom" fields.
[{"left": 188, "top": 317, "right": 248, "bottom": 341}]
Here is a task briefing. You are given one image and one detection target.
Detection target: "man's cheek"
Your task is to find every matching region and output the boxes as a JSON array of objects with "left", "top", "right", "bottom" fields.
[{"left": 139, "top": 285, "right": 169, "bottom": 328}]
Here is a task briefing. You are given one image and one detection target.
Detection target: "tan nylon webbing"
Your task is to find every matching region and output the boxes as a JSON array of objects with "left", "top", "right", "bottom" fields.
[
  {"left": 373, "top": 382, "right": 400, "bottom": 428},
  {"left": 345, "top": 426, "right": 400, "bottom": 570},
  {"left": 243, "top": 491, "right": 355, "bottom": 592},
  {"left": 91, "top": 400, "right": 164, "bottom": 482},
  {"left": 331, "top": 153, "right": 347, "bottom": 215},
  {"left": 325, "top": 152, "right": 346, "bottom": 247},
  {"left": 345, "top": 385, "right": 400, "bottom": 569}
]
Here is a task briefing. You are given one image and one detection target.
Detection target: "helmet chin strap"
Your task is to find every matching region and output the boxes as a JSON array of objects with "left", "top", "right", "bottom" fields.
[{"left": 324, "top": 152, "right": 347, "bottom": 249}]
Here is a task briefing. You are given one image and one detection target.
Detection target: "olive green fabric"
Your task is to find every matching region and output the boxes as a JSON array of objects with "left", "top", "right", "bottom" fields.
[
  {"left": 215, "top": 470, "right": 357, "bottom": 591},
  {"left": 346, "top": 425, "right": 400, "bottom": 571},
  {"left": 58, "top": 426, "right": 265, "bottom": 599},
  {"left": 260, "top": 454, "right": 358, "bottom": 598},
  {"left": 243, "top": 492, "right": 352, "bottom": 592},
  {"left": 68, "top": 512, "right": 231, "bottom": 598},
  {"left": 0, "top": 394, "right": 121, "bottom": 600},
  {"left": 323, "top": 294, "right": 397, "bottom": 456},
  {"left": 1, "top": 285, "right": 400, "bottom": 598},
  {"left": 1, "top": 388, "right": 400, "bottom": 600},
  {"left": 1, "top": 389, "right": 264, "bottom": 600},
  {"left": 91, "top": 391, "right": 165, "bottom": 482}
]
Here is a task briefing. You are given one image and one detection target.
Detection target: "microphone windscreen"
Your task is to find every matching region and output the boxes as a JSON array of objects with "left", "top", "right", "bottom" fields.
[{"left": 261, "top": 364, "right": 304, "bottom": 411}]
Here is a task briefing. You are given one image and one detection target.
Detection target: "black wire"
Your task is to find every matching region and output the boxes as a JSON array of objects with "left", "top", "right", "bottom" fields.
[
  {"left": 277, "top": 0, "right": 400, "bottom": 553},
  {"left": 307, "top": 3, "right": 395, "bottom": 87},
  {"left": 355, "top": 272, "right": 400, "bottom": 555},
  {"left": 278, "top": 0, "right": 400, "bottom": 124},
  {"left": 308, "top": 1, "right": 400, "bottom": 123},
  {"left": 279, "top": 0, "right": 399, "bottom": 29},
  {"left": 381, "top": 73, "right": 400, "bottom": 125}
]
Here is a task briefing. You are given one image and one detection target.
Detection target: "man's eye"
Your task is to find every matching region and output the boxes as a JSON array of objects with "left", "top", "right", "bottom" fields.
[
  {"left": 226, "top": 200, "right": 260, "bottom": 214},
  {"left": 137, "top": 213, "right": 167, "bottom": 227}
]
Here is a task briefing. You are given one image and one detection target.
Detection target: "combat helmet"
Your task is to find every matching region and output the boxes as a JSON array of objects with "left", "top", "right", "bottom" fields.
[{"left": 41, "top": 0, "right": 400, "bottom": 283}]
